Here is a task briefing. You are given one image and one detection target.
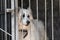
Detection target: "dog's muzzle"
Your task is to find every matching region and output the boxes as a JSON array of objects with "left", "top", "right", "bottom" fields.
[
  {"left": 26, "top": 21, "right": 30, "bottom": 26},
  {"left": 19, "top": 29, "right": 28, "bottom": 38}
]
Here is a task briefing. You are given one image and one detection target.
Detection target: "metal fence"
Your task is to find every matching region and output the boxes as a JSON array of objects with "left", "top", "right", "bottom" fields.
[
  {"left": 0, "top": 0, "right": 59, "bottom": 40},
  {"left": 0, "top": 0, "right": 18, "bottom": 40}
]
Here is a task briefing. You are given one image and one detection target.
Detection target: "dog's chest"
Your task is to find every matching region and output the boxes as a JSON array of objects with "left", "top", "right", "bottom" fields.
[
  {"left": 19, "top": 29, "right": 40, "bottom": 40},
  {"left": 24, "top": 29, "right": 40, "bottom": 40},
  {"left": 24, "top": 30, "right": 35, "bottom": 40}
]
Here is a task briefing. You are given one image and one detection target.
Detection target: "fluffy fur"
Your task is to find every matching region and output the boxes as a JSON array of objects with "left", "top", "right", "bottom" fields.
[{"left": 18, "top": 8, "right": 48, "bottom": 40}]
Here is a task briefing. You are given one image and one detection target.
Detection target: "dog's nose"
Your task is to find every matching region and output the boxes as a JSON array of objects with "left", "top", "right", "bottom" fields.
[{"left": 27, "top": 21, "right": 30, "bottom": 25}]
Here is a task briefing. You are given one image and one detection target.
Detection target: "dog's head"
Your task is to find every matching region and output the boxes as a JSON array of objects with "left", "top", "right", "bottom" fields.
[{"left": 18, "top": 8, "right": 33, "bottom": 30}]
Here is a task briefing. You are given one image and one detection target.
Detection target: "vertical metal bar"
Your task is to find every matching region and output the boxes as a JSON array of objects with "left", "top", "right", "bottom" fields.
[
  {"left": 21, "top": 0, "right": 23, "bottom": 8},
  {"left": 14, "top": 1, "right": 16, "bottom": 40},
  {"left": 36, "top": 0, "right": 38, "bottom": 21},
  {"left": 5, "top": 0, "right": 7, "bottom": 40},
  {"left": 45, "top": 0, "right": 47, "bottom": 40},
  {"left": 1, "top": 15, "right": 3, "bottom": 40},
  {"left": 29, "top": 0, "right": 31, "bottom": 40},
  {"left": 21, "top": 0, "right": 23, "bottom": 40},
  {"left": 36, "top": 0, "right": 38, "bottom": 40},
  {"left": 14, "top": 10, "right": 16, "bottom": 40},
  {"left": 51, "top": 0, "right": 54, "bottom": 40},
  {"left": 29, "top": 0, "right": 31, "bottom": 9},
  {"left": 11, "top": 0, "right": 15, "bottom": 40},
  {"left": 1, "top": 0, "right": 3, "bottom": 40},
  {"left": 15, "top": 0, "right": 18, "bottom": 40}
]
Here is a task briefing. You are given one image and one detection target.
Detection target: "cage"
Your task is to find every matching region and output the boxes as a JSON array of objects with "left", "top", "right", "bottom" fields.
[{"left": 0, "top": 0, "right": 59, "bottom": 40}]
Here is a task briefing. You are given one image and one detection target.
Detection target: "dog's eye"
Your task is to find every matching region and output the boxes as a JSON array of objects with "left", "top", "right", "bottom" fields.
[
  {"left": 27, "top": 15, "right": 30, "bottom": 18},
  {"left": 23, "top": 14, "right": 25, "bottom": 18}
]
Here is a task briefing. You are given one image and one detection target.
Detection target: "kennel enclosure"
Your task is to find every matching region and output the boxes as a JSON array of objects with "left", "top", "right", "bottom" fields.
[{"left": 0, "top": 0, "right": 58, "bottom": 40}]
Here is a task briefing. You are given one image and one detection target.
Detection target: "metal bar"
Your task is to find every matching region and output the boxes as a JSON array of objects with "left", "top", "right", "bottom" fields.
[
  {"left": 45, "top": 0, "right": 47, "bottom": 40},
  {"left": 0, "top": 28, "right": 12, "bottom": 36},
  {"left": 29, "top": 0, "right": 31, "bottom": 9},
  {"left": 14, "top": 0, "right": 19, "bottom": 40},
  {"left": 1, "top": 15, "right": 3, "bottom": 40},
  {"left": 21, "top": 0, "right": 23, "bottom": 8},
  {"left": 11, "top": 0, "right": 15, "bottom": 40},
  {"left": 14, "top": 10, "right": 16, "bottom": 40},
  {"left": 21, "top": 0, "right": 23, "bottom": 40},
  {"left": 51, "top": 0, "right": 54, "bottom": 40},
  {"left": 29, "top": 0, "right": 31, "bottom": 40},
  {"left": 36, "top": 0, "right": 39, "bottom": 40},
  {"left": 5, "top": 0, "right": 7, "bottom": 40},
  {"left": 36, "top": 0, "right": 38, "bottom": 21},
  {"left": 14, "top": 1, "right": 16, "bottom": 40},
  {"left": 6, "top": 9, "right": 14, "bottom": 12}
]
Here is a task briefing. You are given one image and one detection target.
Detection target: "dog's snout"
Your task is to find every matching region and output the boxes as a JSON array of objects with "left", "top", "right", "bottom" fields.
[{"left": 27, "top": 21, "right": 30, "bottom": 24}]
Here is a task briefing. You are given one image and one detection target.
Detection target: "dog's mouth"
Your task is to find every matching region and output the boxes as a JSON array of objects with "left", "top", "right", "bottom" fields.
[
  {"left": 25, "top": 21, "right": 30, "bottom": 26},
  {"left": 25, "top": 23, "right": 30, "bottom": 26},
  {"left": 19, "top": 29, "right": 28, "bottom": 38},
  {"left": 25, "top": 24, "right": 29, "bottom": 26}
]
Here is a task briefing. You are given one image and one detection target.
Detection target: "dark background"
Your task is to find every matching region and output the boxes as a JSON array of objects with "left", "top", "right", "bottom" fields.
[{"left": 0, "top": 0, "right": 11, "bottom": 40}]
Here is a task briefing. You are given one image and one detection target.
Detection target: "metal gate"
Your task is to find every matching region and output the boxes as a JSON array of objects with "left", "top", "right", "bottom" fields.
[
  {"left": 0, "top": 0, "right": 59, "bottom": 40},
  {"left": 0, "top": 0, "right": 18, "bottom": 40}
]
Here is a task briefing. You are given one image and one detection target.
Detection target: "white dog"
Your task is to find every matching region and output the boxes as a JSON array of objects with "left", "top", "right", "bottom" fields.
[{"left": 18, "top": 8, "right": 48, "bottom": 40}]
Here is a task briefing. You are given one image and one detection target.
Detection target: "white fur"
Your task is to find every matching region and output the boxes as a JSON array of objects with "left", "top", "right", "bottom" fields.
[
  {"left": 18, "top": 8, "right": 48, "bottom": 40},
  {"left": 19, "top": 9, "right": 31, "bottom": 26}
]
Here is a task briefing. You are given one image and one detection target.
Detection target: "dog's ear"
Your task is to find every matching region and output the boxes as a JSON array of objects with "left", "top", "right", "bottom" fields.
[
  {"left": 18, "top": 7, "right": 21, "bottom": 14},
  {"left": 27, "top": 7, "right": 31, "bottom": 12},
  {"left": 30, "top": 13, "right": 33, "bottom": 20},
  {"left": 27, "top": 7, "right": 33, "bottom": 20},
  {"left": 18, "top": 8, "right": 22, "bottom": 23}
]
